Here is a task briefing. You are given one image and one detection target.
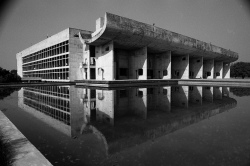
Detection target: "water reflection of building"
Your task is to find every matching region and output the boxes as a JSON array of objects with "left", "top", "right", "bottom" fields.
[{"left": 18, "top": 85, "right": 236, "bottom": 156}]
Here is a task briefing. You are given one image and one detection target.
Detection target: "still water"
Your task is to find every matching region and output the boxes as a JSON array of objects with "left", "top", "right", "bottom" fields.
[{"left": 0, "top": 85, "right": 250, "bottom": 166}]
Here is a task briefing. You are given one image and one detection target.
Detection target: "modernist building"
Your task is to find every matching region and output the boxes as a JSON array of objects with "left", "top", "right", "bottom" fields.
[{"left": 17, "top": 13, "right": 238, "bottom": 82}]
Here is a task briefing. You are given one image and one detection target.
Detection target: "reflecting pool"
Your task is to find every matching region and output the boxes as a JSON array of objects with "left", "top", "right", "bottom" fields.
[{"left": 0, "top": 85, "right": 250, "bottom": 166}]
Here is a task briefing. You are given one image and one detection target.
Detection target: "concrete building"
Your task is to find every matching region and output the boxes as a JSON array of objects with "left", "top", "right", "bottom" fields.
[{"left": 17, "top": 13, "right": 238, "bottom": 82}]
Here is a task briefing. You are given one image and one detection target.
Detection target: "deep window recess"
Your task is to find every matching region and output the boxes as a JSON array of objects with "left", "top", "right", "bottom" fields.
[
  {"left": 163, "top": 89, "right": 168, "bottom": 95},
  {"left": 138, "top": 90, "right": 143, "bottom": 97},
  {"left": 105, "top": 46, "right": 109, "bottom": 51},
  {"left": 138, "top": 69, "right": 143, "bottom": 75},
  {"left": 120, "top": 68, "right": 128, "bottom": 76},
  {"left": 216, "top": 72, "right": 220, "bottom": 76},
  {"left": 163, "top": 70, "right": 168, "bottom": 76},
  {"left": 207, "top": 72, "right": 211, "bottom": 76}
]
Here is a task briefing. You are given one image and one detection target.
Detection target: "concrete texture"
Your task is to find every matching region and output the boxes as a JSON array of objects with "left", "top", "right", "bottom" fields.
[
  {"left": 0, "top": 111, "right": 52, "bottom": 166},
  {"left": 203, "top": 59, "right": 214, "bottom": 79},
  {"left": 189, "top": 57, "right": 203, "bottom": 78},
  {"left": 88, "top": 13, "right": 238, "bottom": 63},
  {"left": 171, "top": 55, "right": 189, "bottom": 79},
  {"left": 214, "top": 61, "right": 223, "bottom": 79}
]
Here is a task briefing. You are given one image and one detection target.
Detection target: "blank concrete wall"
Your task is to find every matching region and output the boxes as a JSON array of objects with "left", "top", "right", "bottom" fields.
[
  {"left": 214, "top": 61, "right": 223, "bottom": 79},
  {"left": 203, "top": 59, "right": 214, "bottom": 79},
  {"left": 129, "top": 47, "right": 147, "bottom": 80},
  {"left": 69, "top": 29, "right": 86, "bottom": 81},
  {"left": 171, "top": 55, "right": 189, "bottom": 79},
  {"left": 95, "top": 41, "right": 114, "bottom": 80},
  {"left": 223, "top": 63, "right": 230, "bottom": 78},
  {"left": 153, "top": 51, "right": 171, "bottom": 79},
  {"left": 189, "top": 57, "right": 203, "bottom": 79}
]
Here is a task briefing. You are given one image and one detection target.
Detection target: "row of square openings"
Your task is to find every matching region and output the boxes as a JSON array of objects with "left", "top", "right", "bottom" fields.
[
  {"left": 24, "top": 90, "right": 70, "bottom": 112},
  {"left": 23, "top": 68, "right": 69, "bottom": 80},
  {"left": 24, "top": 86, "right": 69, "bottom": 98},
  {"left": 23, "top": 54, "right": 69, "bottom": 71},
  {"left": 22, "top": 40, "right": 69, "bottom": 64},
  {"left": 24, "top": 98, "right": 70, "bottom": 125}
]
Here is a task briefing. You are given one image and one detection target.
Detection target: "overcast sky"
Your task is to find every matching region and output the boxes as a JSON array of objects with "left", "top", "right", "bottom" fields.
[{"left": 0, "top": 0, "right": 250, "bottom": 70}]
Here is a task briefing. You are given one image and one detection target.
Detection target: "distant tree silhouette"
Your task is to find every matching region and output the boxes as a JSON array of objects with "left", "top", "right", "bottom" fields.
[
  {"left": 230, "top": 62, "right": 250, "bottom": 79},
  {"left": 0, "top": 67, "right": 21, "bottom": 83}
]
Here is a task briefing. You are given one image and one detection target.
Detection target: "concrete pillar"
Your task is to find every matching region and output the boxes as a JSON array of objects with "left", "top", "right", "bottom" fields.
[
  {"left": 171, "top": 54, "right": 189, "bottom": 79},
  {"left": 214, "top": 61, "right": 223, "bottom": 79},
  {"left": 189, "top": 57, "right": 203, "bottom": 79},
  {"left": 202, "top": 86, "right": 213, "bottom": 102},
  {"left": 203, "top": 59, "right": 214, "bottom": 79},
  {"left": 171, "top": 86, "right": 188, "bottom": 108},
  {"left": 95, "top": 41, "right": 114, "bottom": 80},
  {"left": 153, "top": 51, "right": 171, "bottom": 79},
  {"left": 189, "top": 86, "right": 202, "bottom": 105},
  {"left": 96, "top": 90, "right": 115, "bottom": 125},
  {"left": 129, "top": 47, "right": 147, "bottom": 79},
  {"left": 223, "top": 63, "right": 230, "bottom": 78},
  {"left": 213, "top": 87, "right": 222, "bottom": 99}
]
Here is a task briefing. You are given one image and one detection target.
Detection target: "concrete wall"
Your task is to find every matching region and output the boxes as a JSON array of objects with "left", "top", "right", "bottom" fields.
[
  {"left": 69, "top": 28, "right": 88, "bottom": 81},
  {"left": 171, "top": 86, "right": 188, "bottom": 108},
  {"left": 203, "top": 59, "right": 214, "bottom": 79},
  {"left": 171, "top": 55, "right": 189, "bottom": 79},
  {"left": 214, "top": 61, "right": 223, "bottom": 79},
  {"left": 189, "top": 86, "right": 202, "bottom": 105},
  {"left": 189, "top": 57, "right": 203, "bottom": 79},
  {"left": 95, "top": 41, "right": 114, "bottom": 80},
  {"left": 223, "top": 63, "right": 230, "bottom": 78},
  {"left": 153, "top": 51, "right": 171, "bottom": 79},
  {"left": 202, "top": 86, "right": 213, "bottom": 102},
  {"left": 129, "top": 47, "right": 147, "bottom": 79}
]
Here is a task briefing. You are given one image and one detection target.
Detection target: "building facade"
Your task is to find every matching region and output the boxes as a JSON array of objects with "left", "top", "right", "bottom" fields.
[{"left": 17, "top": 13, "right": 238, "bottom": 82}]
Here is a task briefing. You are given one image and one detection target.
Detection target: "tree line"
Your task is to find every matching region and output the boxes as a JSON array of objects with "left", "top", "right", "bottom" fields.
[
  {"left": 230, "top": 62, "right": 250, "bottom": 79},
  {"left": 0, "top": 67, "right": 21, "bottom": 83}
]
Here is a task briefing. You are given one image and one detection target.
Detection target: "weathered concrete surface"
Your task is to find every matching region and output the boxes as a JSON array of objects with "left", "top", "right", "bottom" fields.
[
  {"left": 171, "top": 55, "right": 189, "bottom": 79},
  {"left": 95, "top": 41, "right": 115, "bottom": 80},
  {"left": 0, "top": 111, "right": 52, "bottom": 166},
  {"left": 189, "top": 57, "right": 203, "bottom": 78},
  {"left": 223, "top": 63, "right": 230, "bottom": 78},
  {"left": 153, "top": 51, "right": 171, "bottom": 79},
  {"left": 87, "top": 12, "right": 238, "bottom": 63},
  {"left": 214, "top": 61, "right": 223, "bottom": 79},
  {"left": 203, "top": 59, "right": 214, "bottom": 79}
]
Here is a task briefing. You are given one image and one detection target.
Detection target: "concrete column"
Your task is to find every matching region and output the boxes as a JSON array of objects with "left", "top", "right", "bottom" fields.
[
  {"left": 214, "top": 61, "right": 223, "bottom": 79},
  {"left": 223, "top": 63, "right": 230, "bottom": 79},
  {"left": 129, "top": 47, "right": 147, "bottom": 80},
  {"left": 95, "top": 41, "right": 114, "bottom": 80},
  {"left": 203, "top": 59, "right": 214, "bottom": 79},
  {"left": 171, "top": 86, "right": 188, "bottom": 108},
  {"left": 202, "top": 86, "right": 213, "bottom": 102},
  {"left": 189, "top": 57, "right": 203, "bottom": 79},
  {"left": 171, "top": 54, "right": 189, "bottom": 79},
  {"left": 153, "top": 51, "right": 171, "bottom": 79},
  {"left": 189, "top": 86, "right": 202, "bottom": 105},
  {"left": 213, "top": 87, "right": 222, "bottom": 99}
]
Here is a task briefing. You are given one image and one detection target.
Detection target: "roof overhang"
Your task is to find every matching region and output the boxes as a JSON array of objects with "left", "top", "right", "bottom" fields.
[{"left": 85, "top": 13, "right": 238, "bottom": 63}]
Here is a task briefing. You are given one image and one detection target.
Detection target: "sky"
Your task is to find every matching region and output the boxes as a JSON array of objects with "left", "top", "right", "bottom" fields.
[{"left": 0, "top": 0, "right": 250, "bottom": 70}]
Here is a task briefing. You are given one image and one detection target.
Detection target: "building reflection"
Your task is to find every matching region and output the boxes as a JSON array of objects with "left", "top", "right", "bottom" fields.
[{"left": 18, "top": 85, "right": 237, "bottom": 156}]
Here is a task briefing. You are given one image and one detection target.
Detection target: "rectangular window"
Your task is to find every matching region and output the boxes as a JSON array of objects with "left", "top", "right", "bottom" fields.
[{"left": 138, "top": 69, "right": 143, "bottom": 76}]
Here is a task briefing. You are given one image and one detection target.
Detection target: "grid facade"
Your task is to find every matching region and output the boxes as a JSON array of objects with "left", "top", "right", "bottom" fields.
[{"left": 22, "top": 40, "right": 70, "bottom": 81}]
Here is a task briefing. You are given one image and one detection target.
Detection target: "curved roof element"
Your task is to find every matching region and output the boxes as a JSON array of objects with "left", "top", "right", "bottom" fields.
[{"left": 86, "top": 13, "right": 238, "bottom": 63}]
